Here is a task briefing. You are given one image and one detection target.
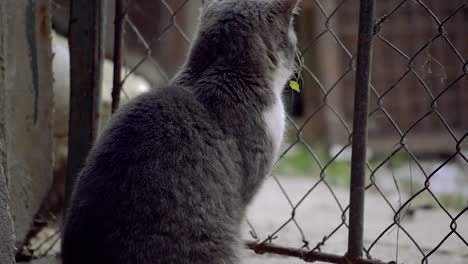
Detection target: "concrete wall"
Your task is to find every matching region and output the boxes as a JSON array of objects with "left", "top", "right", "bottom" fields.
[
  {"left": 0, "top": 169, "right": 15, "bottom": 264},
  {"left": 0, "top": 0, "right": 54, "bottom": 255},
  {"left": 0, "top": 1, "right": 17, "bottom": 263}
]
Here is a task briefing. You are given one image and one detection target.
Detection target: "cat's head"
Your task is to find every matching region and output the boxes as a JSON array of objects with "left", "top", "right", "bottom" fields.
[{"left": 187, "top": 0, "right": 300, "bottom": 90}]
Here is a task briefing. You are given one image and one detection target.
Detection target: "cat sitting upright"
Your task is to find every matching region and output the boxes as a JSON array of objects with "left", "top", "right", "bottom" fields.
[{"left": 62, "top": 0, "right": 300, "bottom": 263}]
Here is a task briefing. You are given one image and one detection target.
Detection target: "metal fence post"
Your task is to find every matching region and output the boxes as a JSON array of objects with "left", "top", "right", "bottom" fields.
[
  {"left": 347, "top": 0, "right": 375, "bottom": 261},
  {"left": 66, "top": 0, "right": 104, "bottom": 207},
  {"left": 112, "top": 0, "right": 126, "bottom": 114}
]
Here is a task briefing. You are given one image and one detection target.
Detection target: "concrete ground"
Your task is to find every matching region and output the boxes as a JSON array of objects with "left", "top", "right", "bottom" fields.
[
  {"left": 22, "top": 177, "right": 467, "bottom": 264},
  {"left": 242, "top": 177, "right": 468, "bottom": 263}
]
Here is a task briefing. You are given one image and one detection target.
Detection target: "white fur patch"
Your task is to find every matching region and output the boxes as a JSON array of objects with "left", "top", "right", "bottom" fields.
[{"left": 263, "top": 59, "right": 292, "bottom": 160}]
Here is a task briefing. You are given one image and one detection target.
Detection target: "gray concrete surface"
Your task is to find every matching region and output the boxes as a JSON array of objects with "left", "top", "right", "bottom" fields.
[
  {"left": 0, "top": 165, "right": 15, "bottom": 264},
  {"left": 26, "top": 177, "right": 467, "bottom": 264},
  {"left": 1, "top": 0, "right": 54, "bottom": 248},
  {"left": 0, "top": 151, "right": 15, "bottom": 262},
  {"left": 243, "top": 177, "right": 468, "bottom": 263},
  {"left": 1, "top": 1, "right": 18, "bottom": 263}
]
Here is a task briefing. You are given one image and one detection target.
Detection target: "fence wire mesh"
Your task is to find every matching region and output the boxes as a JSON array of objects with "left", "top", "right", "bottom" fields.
[{"left": 109, "top": 0, "right": 468, "bottom": 263}]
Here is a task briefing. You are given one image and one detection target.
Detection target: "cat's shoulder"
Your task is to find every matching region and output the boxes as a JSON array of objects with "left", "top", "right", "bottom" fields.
[
  {"left": 127, "top": 85, "right": 194, "bottom": 108},
  {"left": 115, "top": 85, "right": 199, "bottom": 118},
  {"left": 105, "top": 85, "right": 211, "bottom": 137}
]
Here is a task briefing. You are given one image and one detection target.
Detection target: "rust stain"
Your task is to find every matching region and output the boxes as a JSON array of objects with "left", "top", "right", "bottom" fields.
[
  {"left": 38, "top": 3, "right": 49, "bottom": 38},
  {"left": 54, "top": 132, "right": 69, "bottom": 139}
]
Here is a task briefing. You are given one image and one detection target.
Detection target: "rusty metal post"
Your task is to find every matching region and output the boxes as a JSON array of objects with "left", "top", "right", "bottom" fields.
[
  {"left": 347, "top": 0, "right": 375, "bottom": 260},
  {"left": 111, "top": 0, "right": 126, "bottom": 113},
  {"left": 246, "top": 242, "right": 388, "bottom": 264},
  {"left": 66, "top": 0, "right": 104, "bottom": 207}
]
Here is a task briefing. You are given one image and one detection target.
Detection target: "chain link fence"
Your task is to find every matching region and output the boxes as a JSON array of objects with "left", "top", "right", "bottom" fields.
[
  {"left": 26, "top": 0, "right": 464, "bottom": 263},
  {"left": 108, "top": 0, "right": 468, "bottom": 263}
]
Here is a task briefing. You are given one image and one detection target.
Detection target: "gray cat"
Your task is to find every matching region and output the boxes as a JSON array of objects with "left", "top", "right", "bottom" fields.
[{"left": 62, "top": 0, "right": 300, "bottom": 263}]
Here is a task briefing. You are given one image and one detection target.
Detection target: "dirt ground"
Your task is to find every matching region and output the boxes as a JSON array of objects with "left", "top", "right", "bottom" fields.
[
  {"left": 242, "top": 177, "right": 468, "bottom": 264},
  {"left": 24, "top": 177, "right": 467, "bottom": 264}
]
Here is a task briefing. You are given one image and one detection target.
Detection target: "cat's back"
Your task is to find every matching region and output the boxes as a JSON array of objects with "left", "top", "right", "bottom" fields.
[
  {"left": 62, "top": 86, "right": 242, "bottom": 264},
  {"left": 96, "top": 86, "right": 229, "bottom": 162}
]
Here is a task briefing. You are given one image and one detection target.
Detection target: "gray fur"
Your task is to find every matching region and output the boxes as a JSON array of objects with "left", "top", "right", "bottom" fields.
[{"left": 62, "top": 1, "right": 299, "bottom": 263}]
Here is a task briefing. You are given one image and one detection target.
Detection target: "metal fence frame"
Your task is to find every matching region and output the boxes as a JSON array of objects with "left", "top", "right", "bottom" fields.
[{"left": 65, "top": 0, "right": 468, "bottom": 263}]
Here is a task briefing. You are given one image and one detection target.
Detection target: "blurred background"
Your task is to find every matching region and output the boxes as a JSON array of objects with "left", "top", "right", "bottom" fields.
[{"left": 1, "top": 0, "right": 467, "bottom": 263}]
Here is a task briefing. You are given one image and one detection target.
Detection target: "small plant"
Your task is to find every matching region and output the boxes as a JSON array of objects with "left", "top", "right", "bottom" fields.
[
  {"left": 289, "top": 50, "right": 304, "bottom": 93},
  {"left": 289, "top": 80, "right": 301, "bottom": 93}
]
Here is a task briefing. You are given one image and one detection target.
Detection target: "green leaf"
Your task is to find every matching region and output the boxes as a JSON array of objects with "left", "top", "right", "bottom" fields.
[{"left": 289, "top": 80, "right": 300, "bottom": 93}]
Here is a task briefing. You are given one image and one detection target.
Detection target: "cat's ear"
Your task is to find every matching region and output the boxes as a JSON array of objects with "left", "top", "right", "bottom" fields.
[{"left": 274, "top": 0, "right": 301, "bottom": 23}]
